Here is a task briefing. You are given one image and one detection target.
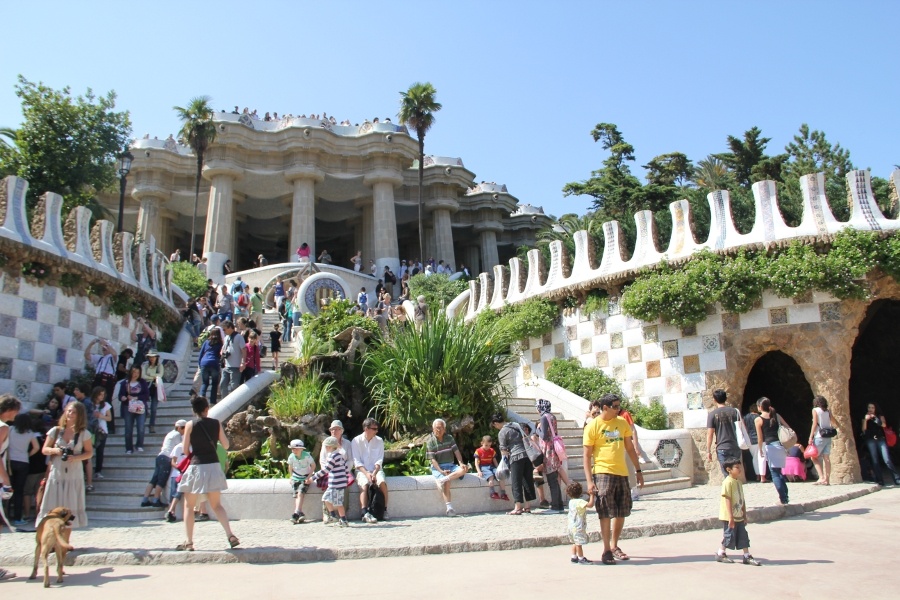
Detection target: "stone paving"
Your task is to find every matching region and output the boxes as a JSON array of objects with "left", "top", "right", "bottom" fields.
[{"left": 0, "top": 482, "right": 879, "bottom": 566}]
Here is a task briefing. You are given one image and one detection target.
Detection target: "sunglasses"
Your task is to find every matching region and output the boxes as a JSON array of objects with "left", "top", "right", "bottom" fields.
[{"left": 611, "top": 404, "right": 621, "bottom": 410}]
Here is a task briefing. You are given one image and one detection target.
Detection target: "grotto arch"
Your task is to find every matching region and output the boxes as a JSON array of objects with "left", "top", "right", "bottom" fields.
[{"left": 742, "top": 350, "right": 814, "bottom": 442}]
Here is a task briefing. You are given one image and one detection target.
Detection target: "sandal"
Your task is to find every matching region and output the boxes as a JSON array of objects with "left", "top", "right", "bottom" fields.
[
  {"left": 601, "top": 550, "right": 616, "bottom": 565},
  {"left": 176, "top": 541, "right": 194, "bottom": 551},
  {"left": 612, "top": 547, "right": 630, "bottom": 560},
  {"left": 228, "top": 535, "right": 241, "bottom": 548},
  {"left": 506, "top": 509, "right": 523, "bottom": 515},
  {"left": 522, "top": 507, "right": 532, "bottom": 513},
  {"left": 86, "top": 485, "right": 94, "bottom": 492}
]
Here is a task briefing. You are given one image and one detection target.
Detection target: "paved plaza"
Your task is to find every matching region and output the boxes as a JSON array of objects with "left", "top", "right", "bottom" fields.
[
  {"left": 0, "top": 482, "right": 879, "bottom": 566},
  {"left": 1, "top": 485, "right": 895, "bottom": 598}
]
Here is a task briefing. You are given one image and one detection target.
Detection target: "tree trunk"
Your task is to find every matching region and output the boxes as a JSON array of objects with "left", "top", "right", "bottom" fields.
[
  {"left": 189, "top": 153, "right": 202, "bottom": 260},
  {"left": 417, "top": 133, "right": 425, "bottom": 262}
]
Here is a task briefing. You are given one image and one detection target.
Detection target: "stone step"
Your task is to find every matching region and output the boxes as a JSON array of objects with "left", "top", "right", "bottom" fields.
[
  {"left": 86, "top": 508, "right": 168, "bottom": 521},
  {"left": 635, "top": 476, "right": 692, "bottom": 495}
]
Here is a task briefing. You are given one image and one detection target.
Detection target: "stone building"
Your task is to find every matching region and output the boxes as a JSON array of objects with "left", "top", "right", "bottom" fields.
[{"left": 100, "top": 113, "right": 551, "bottom": 278}]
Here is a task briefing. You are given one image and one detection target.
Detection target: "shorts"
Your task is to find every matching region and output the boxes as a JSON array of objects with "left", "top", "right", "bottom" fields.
[
  {"left": 721, "top": 520, "right": 750, "bottom": 550},
  {"left": 813, "top": 436, "right": 832, "bottom": 456},
  {"left": 323, "top": 487, "right": 345, "bottom": 507},
  {"left": 431, "top": 463, "right": 463, "bottom": 485},
  {"left": 356, "top": 470, "right": 386, "bottom": 488},
  {"left": 479, "top": 466, "right": 497, "bottom": 481},
  {"left": 149, "top": 454, "right": 173, "bottom": 487},
  {"left": 592, "top": 473, "right": 632, "bottom": 519},
  {"left": 291, "top": 479, "right": 310, "bottom": 497}
]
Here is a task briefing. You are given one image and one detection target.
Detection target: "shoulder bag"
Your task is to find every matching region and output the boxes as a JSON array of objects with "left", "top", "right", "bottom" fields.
[
  {"left": 776, "top": 415, "right": 797, "bottom": 448},
  {"left": 513, "top": 423, "right": 543, "bottom": 467},
  {"left": 733, "top": 408, "right": 751, "bottom": 450}
]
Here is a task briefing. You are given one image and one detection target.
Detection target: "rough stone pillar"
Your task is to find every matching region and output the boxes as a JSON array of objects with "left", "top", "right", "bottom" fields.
[
  {"left": 363, "top": 170, "right": 402, "bottom": 275},
  {"left": 135, "top": 195, "right": 161, "bottom": 247},
  {"left": 432, "top": 207, "right": 456, "bottom": 269},
  {"left": 286, "top": 167, "right": 323, "bottom": 263},
  {"left": 479, "top": 229, "right": 500, "bottom": 272},
  {"left": 359, "top": 201, "right": 375, "bottom": 272},
  {"left": 202, "top": 165, "right": 242, "bottom": 283},
  {"left": 464, "top": 245, "right": 481, "bottom": 276}
]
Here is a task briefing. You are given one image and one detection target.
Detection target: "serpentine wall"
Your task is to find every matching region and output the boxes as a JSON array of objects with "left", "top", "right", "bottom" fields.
[
  {"left": 0, "top": 176, "right": 191, "bottom": 405},
  {"left": 450, "top": 169, "right": 900, "bottom": 485}
]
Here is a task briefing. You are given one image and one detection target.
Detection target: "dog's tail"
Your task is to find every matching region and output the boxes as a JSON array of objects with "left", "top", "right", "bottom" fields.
[{"left": 52, "top": 526, "right": 74, "bottom": 551}]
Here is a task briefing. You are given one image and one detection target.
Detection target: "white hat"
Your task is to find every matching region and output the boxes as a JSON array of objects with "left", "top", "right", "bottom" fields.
[
  {"left": 323, "top": 436, "right": 339, "bottom": 448},
  {"left": 175, "top": 420, "right": 188, "bottom": 428},
  {"left": 289, "top": 439, "right": 304, "bottom": 449},
  {"left": 329, "top": 420, "right": 344, "bottom": 431}
]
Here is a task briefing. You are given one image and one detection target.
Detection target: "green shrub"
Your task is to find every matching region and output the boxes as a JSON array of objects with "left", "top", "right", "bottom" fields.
[
  {"left": 382, "top": 445, "right": 431, "bottom": 476},
  {"left": 622, "top": 397, "right": 668, "bottom": 430},
  {"left": 267, "top": 367, "right": 336, "bottom": 419},
  {"left": 168, "top": 261, "right": 208, "bottom": 300},
  {"left": 493, "top": 298, "right": 558, "bottom": 344},
  {"left": 229, "top": 439, "right": 289, "bottom": 479},
  {"left": 408, "top": 273, "right": 468, "bottom": 310},
  {"left": 301, "top": 298, "right": 378, "bottom": 343},
  {"left": 545, "top": 358, "right": 623, "bottom": 401}
]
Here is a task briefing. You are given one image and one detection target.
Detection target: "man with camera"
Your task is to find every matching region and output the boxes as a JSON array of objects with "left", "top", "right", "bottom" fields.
[{"left": 218, "top": 321, "right": 246, "bottom": 401}]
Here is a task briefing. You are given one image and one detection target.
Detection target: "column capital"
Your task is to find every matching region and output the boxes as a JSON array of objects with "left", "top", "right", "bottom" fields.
[
  {"left": 426, "top": 198, "right": 460, "bottom": 213},
  {"left": 285, "top": 166, "right": 325, "bottom": 184},
  {"left": 159, "top": 207, "right": 180, "bottom": 221},
  {"left": 363, "top": 169, "right": 403, "bottom": 188},
  {"left": 473, "top": 221, "right": 504, "bottom": 234},
  {"left": 202, "top": 162, "right": 243, "bottom": 181},
  {"left": 131, "top": 185, "right": 170, "bottom": 203}
]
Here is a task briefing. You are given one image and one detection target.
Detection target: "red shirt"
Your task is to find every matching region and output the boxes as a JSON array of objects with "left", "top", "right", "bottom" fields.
[
  {"left": 474, "top": 446, "right": 496, "bottom": 467},
  {"left": 618, "top": 409, "right": 635, "bottom": 427}
]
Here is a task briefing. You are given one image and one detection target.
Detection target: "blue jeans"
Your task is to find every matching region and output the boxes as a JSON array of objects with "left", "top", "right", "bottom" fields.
[
  {"left": 717, "top": 448, "right": 741, "bottom": 477},
  {"left": 148, "top": 385, "right": 159, "bottom": 429},
  {"left": 123, "top": 403, "right": 146, "bottom": 452},
  {"left": 866, "top": 438, "right": 900, "bottom": 485},
  {"left": 282, "top": 317, "right": 292, "bottom": 341},
  {"left": 200, "top": 364, "right": 220, "bottom": 404},
  {"left": 769, "top": 466, "right": 789, "bottom": 504},
  {"left": 220, "top": 366, "right": 240, "bottom": 398}
]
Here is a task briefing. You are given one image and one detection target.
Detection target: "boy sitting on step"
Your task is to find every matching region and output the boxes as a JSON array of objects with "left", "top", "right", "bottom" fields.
[
  {"left": 474, "top": 435, "right": 509, "bottom": 501},
  {"left": 288, "top": 439, "right": 316, "bottom": 524}
]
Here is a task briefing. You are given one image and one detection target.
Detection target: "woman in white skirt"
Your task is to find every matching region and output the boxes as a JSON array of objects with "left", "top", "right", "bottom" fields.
[{"left": 176, "top": 396, "right": 239, "bottom": 550}]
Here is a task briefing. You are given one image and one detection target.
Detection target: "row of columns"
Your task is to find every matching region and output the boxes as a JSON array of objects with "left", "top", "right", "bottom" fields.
[{"left": 133, "top": 164, "right": 502, "bottom": 281}]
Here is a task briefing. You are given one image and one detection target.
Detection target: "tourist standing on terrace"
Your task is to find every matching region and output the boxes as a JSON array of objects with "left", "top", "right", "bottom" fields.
[
  {"left": 707, "top": 389, "right": 741, "bottom": 477},
  {"left": 131, "top": 318, "right": 157, "bottom": 369},
  {"left": 583, "top": 393, "right": 644, "bottom": 565},
  {"left": 351, "top": 250, "right": 362, "bottom": 272},
  {"left": 38, "top": 400, "right": 93, "bottom": 528},
  {"left": 427, "top": 418, "right": 469, "bottom": 517},
  {"left": 317, "top": 249, "right": 332, "bottom": 264},
  {"left": 176, "top": 396, "right": 239, "bottom": 550},
  {"left": 492, "top": 414, "right": 535, "bottom": 515},
  {"left": 297, "top": 242, "right": 311, "bottom": 263},
  {"left": 862, "top": 402, "right": 900, "bottom": 486},
  {"left": 754, "top": 397, "right": 790, "bottom": 505},
  {"left": 809, "top": 396, "right": 834, "bottom": 486},
  {"left": 120, "top": 366, "right": 149, "bottom": 454}
]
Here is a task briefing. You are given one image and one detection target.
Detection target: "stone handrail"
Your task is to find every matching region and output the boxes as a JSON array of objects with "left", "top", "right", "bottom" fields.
[
  {"left": 0, "top": 176, "right": 179, "bottom": 313},
  {"left": 449, "top": 169, "right": 900, "bottom": 320}
]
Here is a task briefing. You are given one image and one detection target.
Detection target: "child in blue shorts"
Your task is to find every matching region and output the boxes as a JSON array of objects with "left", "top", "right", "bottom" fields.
[{"left": 474, "top": 435, "right": 509, "bottom": 501}]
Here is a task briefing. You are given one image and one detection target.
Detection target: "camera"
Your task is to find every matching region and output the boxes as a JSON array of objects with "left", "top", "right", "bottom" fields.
[{"left": 60, "top": 447, "right": 73, "bottom": 462}]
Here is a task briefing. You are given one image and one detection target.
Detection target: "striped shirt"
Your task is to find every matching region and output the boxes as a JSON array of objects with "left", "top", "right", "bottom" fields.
[
  {"left": 425, "top": 433, "right": 458, "bottom": 465},
  {"left": 310, "top": 450, "right": 349, "bottom": 489}
]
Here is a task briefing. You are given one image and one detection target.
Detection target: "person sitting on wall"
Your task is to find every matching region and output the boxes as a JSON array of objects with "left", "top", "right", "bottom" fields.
[
  {"left": 426, "top": 418, "right": 469, "bottom": 517},
  {"left": 352, "top": 417, "right": 389, "bottom": 522}
]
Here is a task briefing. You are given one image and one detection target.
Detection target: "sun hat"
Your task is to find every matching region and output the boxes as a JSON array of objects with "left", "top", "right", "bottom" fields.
[
  {"left": 329, "top": 420, "right": 344, "bottom": 431},
  {"left": 175, "top": 420, "right": 188, "bottom": 427},
  {"left": 289, "top": 439, "right": 305, "bottom": 449},
  {"left": 323, "top": 436, "right": 339, "bottom": 448},
  {"left": 147, "top": 350, "right": 159, "bottom": 357}
]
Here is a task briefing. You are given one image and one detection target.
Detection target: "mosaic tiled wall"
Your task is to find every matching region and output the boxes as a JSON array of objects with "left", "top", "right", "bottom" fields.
[
  {"left": 0, "top": 274, "right": 138, "bottom": 406},
  {"left": 516, "top": 289, "right": 843, "bottom": 429}
]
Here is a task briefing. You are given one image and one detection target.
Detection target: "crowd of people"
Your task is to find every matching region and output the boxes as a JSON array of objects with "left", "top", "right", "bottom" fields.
[{"left": 226, "top": 106, "right": 395, "bottom": 128}]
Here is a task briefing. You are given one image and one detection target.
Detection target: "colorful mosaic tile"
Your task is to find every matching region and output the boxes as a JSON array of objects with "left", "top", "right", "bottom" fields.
[
  {"left": 541, "top": 332, "right": 552, "bottom": 346},
  {"left": 681, "top": 324, "right": 697, "bottom": 337},
  {"left": 56, "top": 348, "right": 67, "bottom": 364},
  {"left": 554, "top": 343, "right": 565, "bottom": 358},
  {"left": 58, "top": 308, "right": 70, "bottom": 328},
  {"left": 769, "top": 307, "right": 788, "bottom": 325},
  {"left": 793, "top": 290, "right": 813, "bottom": 304},
  {"left": 683, "top": 354, "right": 701, "bottom": 374},
  {"left": 596, "top": 351, "right": 609, "bottom": 368},
  {"left": 18, "top": 341, "right": 34, "bottom": 361},
  {"left": 15, "top": 382, "right": 29, "bottom": 402},
  {"left": 662, "top": 340, "right": 679, "bottom": 358},
  {"left": 522, "top": 364, "right": 533, "bottom": 380},
  {"left": 687, "top": 391, "right": 703, "bottom": 410},
  {"left": 612, "top": 365, "right": 626, "bottom": 382},
  {"left": 722, "top": 312, "right": 740, "bottom": 332},
  {"left": 3, "top": 275, "right": 19, "bottom": 295},
  {"left": 593, "top": 318, "right": 607, "bottom": 335},
  {"left": 0, "top": 315, "right": 15, "bottom": 337},
  {"left": 702, "top": 334, "right": 721, "bottom": 353},
  {"left": 531, "top": 348, "right": 541, "bottom": 364},
  {"left": 35, "top": 364, "right": 50, "bottom": 384},
  {"left": 42, "top": 287, "right": 57, "bottom": 305},
  {"left": 566, "top": 325, "right": 577, "bottom": 341},
  {"left": 666, "top": 375, "right": 682, "bottom": 393},
  {"left": 646, "top": 360, "right": 661, "bottom": 378},
  {"left": 632, "top": 380, "right": 644, "bottom": 396},
  {"left": 86, "top": 316, "right": 97, "bottom": 335},
  {"left": 820, "top": 302, "right": 841, "bottom": 322},
  {"left": 610, "top": 332, "right": 623, "bottom": 349},
  {"left": 39, "top": 324, "right": 53, "bottom": 344},
  {"left": 519, "top": 338, "right": 530, "bottom": 350},
  {"left": 642, "top": 325, "right": 658, "bottom": 344},
  {"left": 0, "top": 358, "right": 11, "bottom": 380},
  {"left": 22, "top": 299, "right": 38, "bottom": 321},
  {"left": 580, "top": 338, "right": 592, "bottom": 355},
  {"left": 71, "top": 331, "right": 83, "bottom": 350},
  {"left": 608, "top": 296, "right": 621, "bottom": 316},
  {"left": 627, "top": 345, "right": 642, "bottom": 363}
]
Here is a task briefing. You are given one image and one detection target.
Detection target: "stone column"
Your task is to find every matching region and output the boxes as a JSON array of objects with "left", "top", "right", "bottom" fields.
[
  {"left": 363, "top": 170, "right": 403, "bottom": 274},
  {"left": 202, "top": 164, "right": 242, "bottom": 282},
  {"left": 464, "top": 245, "right": 481, "bottom": 276},
  {"left": 132, "top": 186, "right": 168, "bottom": 248},
  {"left": 431, "top": 204, "right": 457, "bottom": 270},
  {"left": 356, "top": 200, "right": 375, "bottom": 272},
  {"left": 286, "top": 167, "right": 324, "bottom": 263},
  {"left": 476, "top": 226, "right": 501, "bottom": 272},
  {"left": 424, "top": 227, "right": 435, "bottom": 262}
]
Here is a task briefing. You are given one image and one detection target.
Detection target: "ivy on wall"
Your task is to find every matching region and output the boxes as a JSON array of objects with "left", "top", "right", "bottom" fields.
[{"left": 619, "top": 229, "right": 900, "bottom": 327}]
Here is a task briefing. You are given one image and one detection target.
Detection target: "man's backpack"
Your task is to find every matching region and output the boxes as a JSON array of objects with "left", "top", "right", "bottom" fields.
[
  {"left": 367, "top": 483, "right": 386, "bottom": 521},
  {"left": 237, "top": 293, "right": 249, "bottom": 308},
  {"left": 359, "top": 293, "right": 368, "bottom": 306}
]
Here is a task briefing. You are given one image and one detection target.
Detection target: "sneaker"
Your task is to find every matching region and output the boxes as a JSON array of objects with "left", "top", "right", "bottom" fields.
[
  {"left": 382, "top": 509, "right": 389, "bottom": 521},
  {"left": 323, "top": 514, "right": 335, "bottom": 525},
  {"left": 500, "top": 493, "right": 510, "bottom": 501},
  {"left": 445, "top": 507, "right": 457, "bottom": 517},
  {"left": 490, "top": 492, "right": 501, "bottom": 500},
  {"left": 95, "top": 472, "right": 104, "bottom": 479},
  {"left": 291, "top": 512, "right": 301, "bottom": 525},
  {"left": 570, "top": 556, "right": 579, "bottom": 564},
  {"left": 601, "top": 550, "right": 616, "bottom": 565},
  {"left": 338, "top": 518, "right": 348, "bottom": 528},
  {"left": 125, "top": 450, "right": 133, "bottom": 455},
  {"left": 743, "top": 555, "right": 761, "bottom": 566},
  {"left": 136, "top": 447, "right": 144, "bottom": 453},
  {"left": 141, "top": 500, "right": 153, "bottom": 507},
  {"left": 578, "top": 557, "right": 593, "bottom": 565},
  {"left": 12, "top": 519, "right": 26, "bottom": 526},
  {"left": 363, "top": 512, "right": 377, "bottom": 524},
  {"left": 296, "top": 511, "right": 305, "bottom": 523},
  {"left": 716, "top": 553, "right": 734, "bottom": 563},
  {"left": 150, "top": 500, "right": 164, "bottom": 508},
  {"left": 166, "top": 512, "right": 177, "bottom": 523},
  {"left": 195, "top": 513, "right": 210, "bottom": 522},
  {"left": 539, "top": 500, "right": 550, "bottom": 509}
]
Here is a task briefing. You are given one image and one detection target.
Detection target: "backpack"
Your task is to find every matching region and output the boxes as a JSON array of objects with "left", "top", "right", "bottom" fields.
[
  {"left": 359, "top": 293, "right": 368, "bottom": 306},
  {"left": 237, "top": 293, "right": 249, "bottom": 308},
  {"left": 367, "top": 484, "right": 386, "bottom": 521}
]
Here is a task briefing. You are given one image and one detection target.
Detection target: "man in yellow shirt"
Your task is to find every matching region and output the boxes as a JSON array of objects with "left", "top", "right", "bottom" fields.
[{"left": 583, "top": 393, "right": 644, "bottom": 565}]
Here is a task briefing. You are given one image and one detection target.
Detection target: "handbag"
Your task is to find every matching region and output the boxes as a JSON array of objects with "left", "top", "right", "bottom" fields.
[
  {"left": 513, "top": 423, "right": 543, "bottom": 467},
  {"left": 803, "top": 444, "right": 819, "bottom": 460},
  {"left": 819, "top": 427, "right": 838, "bottom": 438},
  {"left": 734, "top": 408, "right": 751, "bottom": 450},
  {"left": 155, "top": 375, "right": 167, "bottom": 403},
  {"left": 128, "top": 399, "right": 145, "bottom": 414},
  {"left": 175, "top": 453, "right": 193, "bottom": 474},
  {"left": 777, "top": 416, "right": 797, "bottom": 448},
  {"left": 885, "top": 426, "right": 898, "bottom": 448}
]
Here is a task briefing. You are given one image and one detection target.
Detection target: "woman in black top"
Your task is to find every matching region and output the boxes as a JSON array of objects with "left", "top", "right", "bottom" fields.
[
  {"left": 754, "top": 397, "right": 790, "bottom": 505},
  {"left": 862, "top": 403, "right": 900, "bottom": 486},
  {"left": 176, "top": 396, "right": 239, "bottom": 551},
  {"left": 491, "top": 413, "right": 536, "bottom": 515}
]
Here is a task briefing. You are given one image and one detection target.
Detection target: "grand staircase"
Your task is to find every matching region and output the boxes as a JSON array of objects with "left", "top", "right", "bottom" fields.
[
  {"left": 504, "top": 398, "right": 691, "bottom": 496},
  {"left": 85, "top": 311, "right": 294, "bottom": 521}
]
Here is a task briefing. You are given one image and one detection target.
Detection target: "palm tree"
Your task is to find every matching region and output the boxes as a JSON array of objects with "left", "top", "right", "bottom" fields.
[
  {"left": 398, "top": 82, "right": 441, "bottom": 261},
  {"left": 0, "top": 127, "right": 17, "bottom": 148},
  {"left": 692, "top": 156, "right": 731, "bottom": 190},
  {"left": 173, "top": 96, "right": 217, "bottom": 261}
]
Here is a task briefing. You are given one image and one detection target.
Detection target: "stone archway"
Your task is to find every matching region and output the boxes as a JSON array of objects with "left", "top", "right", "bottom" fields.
[{"left": 743, "top": 351, "right": 814, "bottom": 440}]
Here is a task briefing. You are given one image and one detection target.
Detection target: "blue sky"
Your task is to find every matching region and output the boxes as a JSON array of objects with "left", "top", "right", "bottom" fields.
[{"left": 2, "top": 1, "right": 898, "bottom": 219}]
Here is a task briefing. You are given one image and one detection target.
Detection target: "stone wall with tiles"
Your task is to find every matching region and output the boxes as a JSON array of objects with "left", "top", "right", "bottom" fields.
[
  {"left": 513, "top": 284, "right": 886, "bottom": 486},
  {"left": 0, "top": 273, "right": 139, "bottom": 405}
]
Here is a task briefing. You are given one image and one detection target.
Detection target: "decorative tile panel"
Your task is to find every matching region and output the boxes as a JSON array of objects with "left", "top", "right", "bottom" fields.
[
  {"left": 610, "top": 332, "right": 623, "bottom": 349},
  {"left": 519, "top": 338, "right": 529, "bottom": 350},
  {"left": 566, "top": 325, "right": 577, "bottom": 340},
  {"left": 607, "top": 296, "right": 621, "bottom": 316},
  {"left": 86, "top": 316, "right": 97, "bottom": 335},
  {"left": 531, "top": 349, "right": 541, "bottom": 364},
  {"left": 55, "top": 348, "right": 67, "bottom": 364},
  {"left": 596, "top": 351, "right": 609, "bottom": 368},
  {"left": 22, "top": 299, "right": 38, "bottom": 321},
  {"left": 646, "top": 360, "right": 661, "bottom": 378},
  {"left": 18, "top": 341, "right": 34, "bottom": 361},
  {"left": 42, "top": 287, "right": 57, "bottom": 305},
  {"left": 0, "top": 358, "right": 11, "bottom": 379},
  {"left": 793, "top": 290, "right": 813, "bottom": 304},
  {"left": 632, "top": 380, "right": 644, "bottom": 396},
  {"left": 35, "top": 364, "right": 50, "bottom": 383},
  {"left": 642, "top": 325, "right": 658, "bottom": 344},
  {"left": 721, "top": 313, "right": 740, "bottom": 332},
  {"left": 3, "top": 276, "right": 19, "bottom": 295},
  {"left": 541, "top": 332, "right": 552, "bottom": 346},
  {"left": 686, "top": 391, "right": 703, "bottom": 410},
  {"left": 522, "top": 364, "right": 532, "bottom": 380},
  {"left": 665, "top": 375, "right": 682, "bottom": 393},
  {"left": 769, "top": 307, "right": 788, "bottom": 325},
  {"left": 662, "top": 340, "right": 679, "bottom": 358},
  {"left": 0, "top": 315, "right": 15, "bottom": 337},
  {"left": 655, "top": 439, "right": 684, "bottom": 468},
  {"left": 554, "top": 343, "right": 565, "bottom": 358},
  {"left": 683, "top": 354, "right": 701, "bottom": 374},
  {"left": 71, "top": 331, "right": 84, "bottom": 350},
  {"left": 38, "top": 324, "right": 53, "bottom": 344},
  {"left": 627, "top": 345, "right": 642, "bottom": 363},
  {"left": 580, "top": 338, "right": 592, "bottom": 355},
  {"left": 593, "top": 318, "right": 607, "bottom": 335},
  {"left": 15, "top": 382, "right": 29, "bottom": 401},
  {"left": 74, "top": 297, "right": 86, "bottom": 313},
  {"left": 702, "top": 334, "right": 721, "bottom": 353},
  {"left": 681, "top": 324, "right": 697, "bottom": 337},
  {"left": 58, "top": 308, "right": 71, "bottom": 328},
  {"left": 612, "top": 365, "right": 626, "bottom": 382},
  {"left": 820, "top": 302, "right": 841, "bottom": 322}
]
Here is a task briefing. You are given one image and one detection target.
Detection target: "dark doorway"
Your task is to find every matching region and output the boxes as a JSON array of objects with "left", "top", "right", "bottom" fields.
[
  {"left": 742, "top": 351, "right": 814, "bottom": 441},
  {"left": 849, "top": 300, "right": 900, "bottom": 475}
]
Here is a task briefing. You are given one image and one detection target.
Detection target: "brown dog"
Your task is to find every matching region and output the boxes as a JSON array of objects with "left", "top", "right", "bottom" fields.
[{"left": 29, "top": 506, "right": 75, "bottom": 587}]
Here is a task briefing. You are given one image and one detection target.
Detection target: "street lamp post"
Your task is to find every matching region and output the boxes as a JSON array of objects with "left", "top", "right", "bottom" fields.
[{"left": 116, "top": 150, "right": 134, "bottom": 233}]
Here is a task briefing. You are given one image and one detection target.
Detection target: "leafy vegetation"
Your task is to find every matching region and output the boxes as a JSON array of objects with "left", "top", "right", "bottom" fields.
[
  {"left": 408, "top": 273, "right": 467, "bottom": 310},
  {"left": 169, "top": 261, "right": 208, "bottom": 299},
  {"left": 173, "top": 96, "right": 217, "bottom": 261},
  {"left": 545, "top": 358, "right": 624, "bottom": 401},
  {"left": 301, "top": 298, "right": 378, "bottom": 343},
  {"left": 266, "top": 367, "right": 337, "bottom": 419},
  {"left": 621, "top": 396, "right": 669, "bottom": 431},
  {"left": 230, "top": 439, "right": 289, "bottom": 479},
  {"left": 476, "top": 297, "right": 558, "bottom": 345},
  {"left": 382, "top": 445, "right": 431, "bottom": 476}
]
